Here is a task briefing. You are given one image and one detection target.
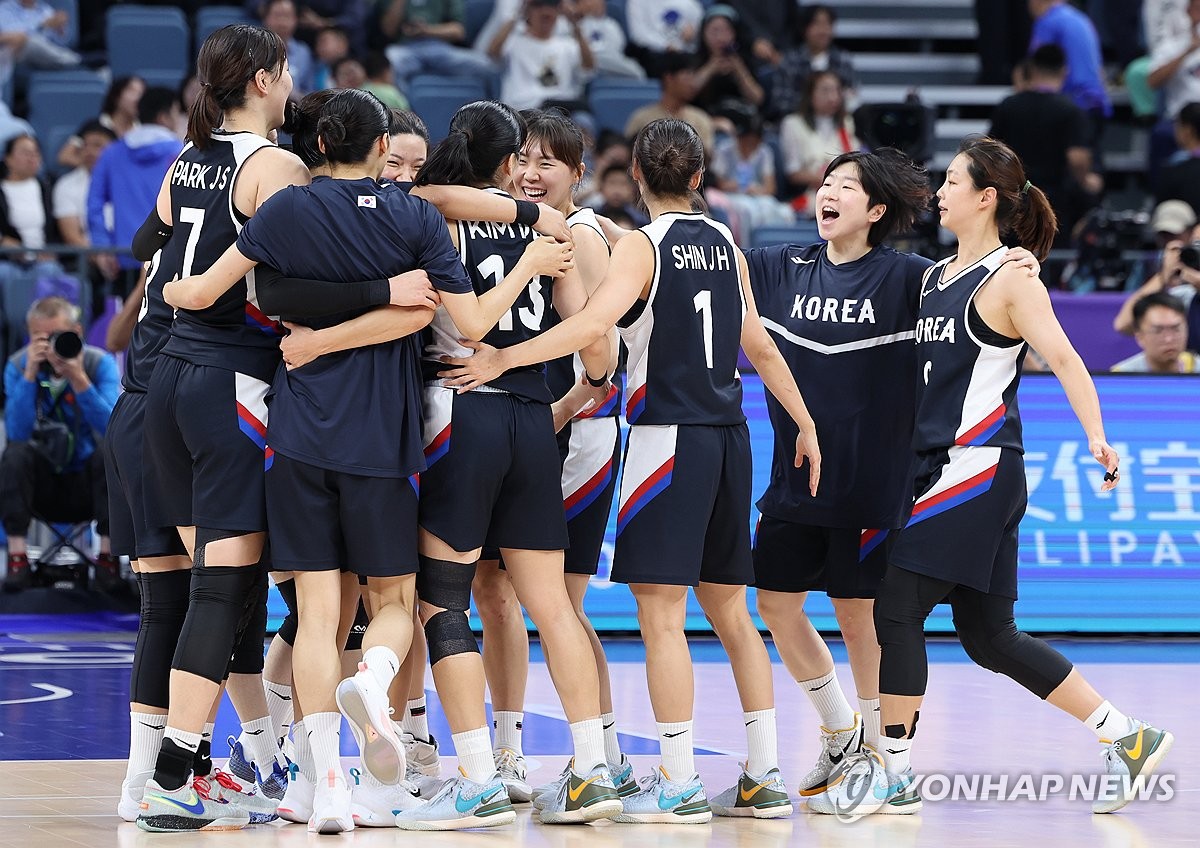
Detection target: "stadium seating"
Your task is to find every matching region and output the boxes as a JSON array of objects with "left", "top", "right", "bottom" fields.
[
  {"left": 45, "top": 0, "right": 79, "bottom": 49},
  {"left": 407, "top": 75, "right": 489, "bottom": 142},
  {"left": 106, "top": 6, "right": 190, "bottom": 88},
  {"left": 28, "top": 71, "right": 107, "bottom": 164},
  {"left": 750, "top": 222, "right": 823, "bottom": 250},
  {"left": 588, "top": 78, "right": 660, "bottom": 135},
  {"left": 194, "top": 6, "right": 250, "bottom": 51},
  {"left": 463, "top": 0, "right": 491, "bottom": 46}
]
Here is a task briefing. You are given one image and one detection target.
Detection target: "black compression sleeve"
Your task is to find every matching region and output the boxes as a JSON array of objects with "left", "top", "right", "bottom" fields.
[
  {"left": 131, "top": 208, "right": 173, "bottom": 262},
  {"left": 255, "top": 264, "right": 391, "bottom": 318}
]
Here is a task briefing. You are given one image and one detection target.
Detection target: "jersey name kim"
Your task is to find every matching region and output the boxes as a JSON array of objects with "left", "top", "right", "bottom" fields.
[
  {"left": 671, "top": 242, "right": 732, "bottom": 271},
  {"left": 915, "top": 315, "right": 957, "bottom": 344},
  {"left": 170, "top": 160, "right": 232, "bottom": 192},
  {"left": 465, "top": 220, "right": 535, "bottom": 240}
]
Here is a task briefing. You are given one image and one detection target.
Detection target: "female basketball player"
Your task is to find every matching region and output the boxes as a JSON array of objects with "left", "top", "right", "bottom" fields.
[
  {"left": 440, "top": 118, "right": 820, "bottom": 823},
  {"left": 827, "top": 137, "right": 1172, "bottom": 817}
]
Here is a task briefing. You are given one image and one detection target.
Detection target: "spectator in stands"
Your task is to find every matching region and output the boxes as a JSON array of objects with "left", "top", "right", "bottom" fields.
[
  {"left": 313, "top": 25, "right": 351, "bottom": 91},
  {"left": 297, "top": 0, "right": 369, "bottom": 56},
  {"left": 1112, "top": 292, "right": 1199, "bottom": 372},
  {"left": 990, "top": 45, "right": 1102, "bottom": 244},
  {"left": 708, "top": 109, "right": 794, "bottom": 242},
  {"left": 1150, "top": 198, "right": 1197, "bottom": 248},
  {"left": 0, "top": 134, "right": 57, "bottom": 251},
  {"left": 1115, "top": 230, "right": 1200, "bottom": 349},
  {"left": 262, "top": 0, "right": 314, "bottom": 95},
  {"left": 975, "top": 0, "right": 1032, "bottom": 85},
  {"left": 53, "top": 120, "right": 114, "bottom": 249},
  {"left": 574, "top": 0, "right": 645, "bottom": 79},
  {"left": 587, "top": 163, "right": 647, "bottom": 228},
  {"left": 780, "top": 69, "right": 859, "bottom": 215},
  {"left": 1147, "top": 0, "right": 1199, "bottom": 121},
  {"left": 1, "top": 296, "right": 120, "bottom": 593},
  {"left": 0, "top": 99, "right": 31, "bottom": 148},
  {"left": 691, "top": 5, "right": 764, "bottom": 117},
  {"left": 472, "top": 0, "right": 569, "bottom": 56},
  {"left": 624, "top": 0, "right": 703, "bottom": 77},
  {"left": 86, "top": 87, "right": 183, "bottom": 292},
  {"left": 361, "top": 51, "right": 409, "bottom": 109},
  {"left": 1157, "top": 102, "right": 1200, "bottom": 213},
  {"left": 1027, "top": 0, "right": 1112, "bottom": 143},
  {"left": 0, "top": 0, "right": 80, "bottom": 88},
  {"left": 331, "top": 54, "right": 367, "bottom": 89},
  {"left": 579, "top": 127, "right": 630, "bottom": 201},
  {"left": 488, "top": 0, "right": 593, "bottom": 112},
  {"left": 766, "top": 4, "right": 856, "bottom": 122},
  {"left": 56, "top": 75, "right": 143, "bottom": 171},
  {"left": 724, "top": 0, "right": 804, "bottom": 67},
  {"left": 381, "top": 0, "right": 494, "bottom": 93},
  {"left": 625, "top": 51, "right": 715, "bottom": 154}
]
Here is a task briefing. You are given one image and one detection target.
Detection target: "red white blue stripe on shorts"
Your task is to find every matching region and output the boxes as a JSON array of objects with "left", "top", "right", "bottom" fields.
[{"left": 906, "top": 445, "right": 1001, "bottom": 527}]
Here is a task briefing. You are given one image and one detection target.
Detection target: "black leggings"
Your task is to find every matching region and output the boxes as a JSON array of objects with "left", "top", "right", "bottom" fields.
[{"left": 875, "top": 565, "right": 1073, "bottom": 699}]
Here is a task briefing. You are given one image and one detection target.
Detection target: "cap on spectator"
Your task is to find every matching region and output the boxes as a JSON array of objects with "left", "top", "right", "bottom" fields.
[
  {"left": 1151, "top": 200, "right": 1197, "bottom": 237},
  {"left": 704, "top": 4, "right": 740, "bottom": 23}
]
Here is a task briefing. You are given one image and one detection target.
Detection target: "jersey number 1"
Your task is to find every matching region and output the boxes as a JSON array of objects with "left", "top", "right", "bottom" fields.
[{"left": 694, "top": 289, "right": 714, "bottom": 369}]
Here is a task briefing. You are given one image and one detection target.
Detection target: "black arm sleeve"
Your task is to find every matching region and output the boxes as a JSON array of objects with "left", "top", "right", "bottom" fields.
[
  {"left": 255, "top": 264, "right": 391, "bottom": 318},
  {"left": 131, "top": 208, "right": 173, "bottom": 262}
]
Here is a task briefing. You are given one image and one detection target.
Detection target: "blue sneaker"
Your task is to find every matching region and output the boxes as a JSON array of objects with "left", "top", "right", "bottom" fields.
[
  {"left": 611, "top": 767, "right": 711, "bottom": 824},
  {"left": 220, "top": 736, "right": 283, "bottom": 822},
  {"left": 393, "top": 772, "right": 516, "bottom": 831},
  {"left": 226, "top": 736, "right": 256, "bottom": 785}
]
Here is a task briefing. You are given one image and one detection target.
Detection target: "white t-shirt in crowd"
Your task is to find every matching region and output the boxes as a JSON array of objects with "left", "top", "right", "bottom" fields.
[
  {"left": 1149, "top": 23, "right": 1200, "bottom": 118},
  {"left": 52, "top": 166, "right": 90, "bottom": 241},
  {"left": 3, "top": 177, "right": 45, "bottom": 248},
  {"left": 625, "top": 0, "right": 702, "bottom": 53},
  {"left": 500, "top": 31, "right": 583, "bottom": 111}
]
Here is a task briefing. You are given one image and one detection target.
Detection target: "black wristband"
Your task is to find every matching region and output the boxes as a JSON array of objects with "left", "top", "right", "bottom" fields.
[
  {"left": 585, "top": 372, "right": 607, "bottom": 388},
  {"left": 514, "top": 199, "right": 541, "bottom": 228}
]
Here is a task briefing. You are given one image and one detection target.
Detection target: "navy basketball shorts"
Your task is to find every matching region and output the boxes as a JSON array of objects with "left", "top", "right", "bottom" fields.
[
  {"left": 142, "top": 356, "right": 272, "bottom": 533},
  {"left": 266, "top": 452, "right": 419, "bottom": 577},
  {"left": 612, "top": 422, "right": 754, "bottom": 586},
  {"left": 103, "top": 391, "right": 187, "bottom": 559},
  {"left": 752, "top": 517, "right": 892, "bottom": 598},
  {"left": 418, "top": 387, "right": 569, "bottom": 554},
  {"left": 558, "top": 416, "right": 621, "bottom": 576},
  {"left": 889, "top": 446, "right": 1027, "bottom": 599}
]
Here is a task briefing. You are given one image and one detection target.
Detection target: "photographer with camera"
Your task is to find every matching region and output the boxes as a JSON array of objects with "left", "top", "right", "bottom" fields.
[
  {"left": 1114, "top": 227, "right": 1200, "bottom": 353},
  {"left": 1, "top": 296, "right": 119, "bottom": 593}
]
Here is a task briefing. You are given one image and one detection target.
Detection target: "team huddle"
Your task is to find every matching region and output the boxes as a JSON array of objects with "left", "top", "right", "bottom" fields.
[{"left": 108, "top": 24, "right": 1172, "bottom": 834}]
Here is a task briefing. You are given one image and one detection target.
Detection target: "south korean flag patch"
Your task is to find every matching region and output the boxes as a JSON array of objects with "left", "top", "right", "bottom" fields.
[{"left": 358, "top": 195, "right": 377, "bottom": 208}]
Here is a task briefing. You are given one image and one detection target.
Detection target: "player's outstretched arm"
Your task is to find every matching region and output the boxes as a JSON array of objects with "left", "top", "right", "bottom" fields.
[
  {"left": 411, "top": 184, "right": 572, "bottom": 242},
  {"left": 280, "top": 306, "right": 436, "bottom": 370}
]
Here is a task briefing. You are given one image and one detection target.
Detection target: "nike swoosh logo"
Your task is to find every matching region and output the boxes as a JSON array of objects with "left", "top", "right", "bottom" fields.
[
  {"left": 885, "top": 749, "right": 905, "bottom": 755},
  {"left": 139, "top": 722, "right": 166, "bottom": 730},
  {"left": 568, "top": 776, "right": 599, "bottom": 802},
  {"left": 659, "top": 788, "right": 700, "bottom": 810},
  {"left": 602, "top": 723, "right": 614, "bottom": 730},
  {"left": 269, "top": 692, "right": 292, "bottom": 701},
  {"left": 156, "top": 791, "right": 207, "bottom": 815},
  {"left": 1095, "top": 710, "right": 1110, "bottom": 730},
  {"left": 829, "top": 751, "right": 844, "bottom": 764},
  {"left": 739, "top": 781, "right": 775, "bottom": 802},
  {"left": 244, "top": 729, "right": 265, "bottom": 735},
  {"left": 662, "top": 731, "right": 688, "bottom": 738},
  {"left": 745, "top": 719, "right": 757, "bottom": 726},
  {"left": 456, "top": 787, "right": 503, "bottom": 814},
  {"left": 809, "top": 680, "right": 833, "bottom": 692},
  {"left": 1125, "top": 726, "right": 1144, "bottom": 760}
]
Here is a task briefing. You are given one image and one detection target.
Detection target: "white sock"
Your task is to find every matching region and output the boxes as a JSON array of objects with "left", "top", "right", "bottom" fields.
[
  {"left": 240, "top": 715, "right": 283, "bottom": 773},
  {"left": 306, "top": 712, "right": 343, "bottom": 781},
  {"left": 361, "top": 645, "right": 400, "bottom": 693},
  {"left": 743, "top": 709, "right": 778, "bottom": 776},
  {"left": 164, "top": 726, "right": 201, "bottom": 754},
  {"left": 292, "top": 718, "right": 315, "bottom": 778},
  {"left": 799, "top": 670, "right": 855, "bottom": 730},
  {"left": 126, "top": 712, "right": 166, "bottom": 785},
  {"left": 880, "top": 736, "right": 912, "bottom": 775},
  {"left": 492, "top": 710, "right": 524, "bottom": 755},
  {"left": 657, "top": 721, "right": 694, "bottom": 781},
  {"left": 859, "top": 697, "right": 881, "bottom": 750},
  {"left": 1086, "top": 700, "right": 1135, "bottom": 742},
  {"left": 263, "top": 679, "right": 293, "bottom": 744},
  {"left": 453, "top": 726, "right": 495, "bottom": 783},
  {"left": 402, "top": 697, "right": 430, "bottom": 742},
  {"left": 569, "top": 718, "right": 606, "bottom": 772},
  {"left": 601, "top": 711, "right": 622, "bottom": 765}
]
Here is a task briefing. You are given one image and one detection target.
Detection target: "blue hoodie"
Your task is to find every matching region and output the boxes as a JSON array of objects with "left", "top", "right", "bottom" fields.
[{"left": 87, "top": 125, "right": 183, "bottom": 270}]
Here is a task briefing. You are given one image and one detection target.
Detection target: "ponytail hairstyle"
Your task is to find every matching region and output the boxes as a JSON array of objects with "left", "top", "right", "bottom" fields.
[
  {"left": 188, "top": 24, "right": 288, "bottom": 149},
  {"left": 824, "top": 147, "right": 931, "bottom": 246},
  {"left": 314, "top": 88, "right": 390, "bottom": 166},
  {"left": 631, "top": 118, "right": 705, "bottom": 200},
  {"left": 414, "top": 100, "right": 524, "bottom": 187},
  {"left": 389, "top": 108, "right": 428, "bottom": 142},
  {"left": 284, "top": 89, "right": 337, "bottom": 169},
  {"left": 522, "top": 108, "right": 585, "bottom": 183},
  {"left": 957, "top": 135, "right": 1057, "bottom": 261}
]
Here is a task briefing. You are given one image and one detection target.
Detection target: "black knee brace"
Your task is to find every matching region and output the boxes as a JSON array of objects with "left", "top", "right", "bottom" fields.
[
  {"left": 275, "top": 577, "right": 298, "bottom": 646},
  {"left": 172, "top": 562, "right": 265, "bottom": 683},
  {"left": 418, "top": 557, "right": 478, "bottom": 665},
  {"left": 953, "top": 608, "right": 1073, "bottom": 700},
  {"left": 345, "top": 598, "right": 369, "bottom": 652},
  {"left": 130, "top": 569, "right": 192, "bottom": 708},
  {"left": 229, "top": 569, "right": 269, "bottom": 675}
]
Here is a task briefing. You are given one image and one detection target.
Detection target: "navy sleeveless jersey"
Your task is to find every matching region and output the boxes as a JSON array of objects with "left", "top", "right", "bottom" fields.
[
  {"left": 545, "top": 206, "right": 621, "bottom": 418},
  {"left": 748, "top": 243, "right": 932, "bottom": 529},
  {"left": 159, "top": 131, "right": 283, "bottom": 384},
  {"left": 914, "top": 246, "right": 1027, "bottom": 453},
  {"left": 620, "top": 212, "right": 745, "bottom": 426},
  {"left": 236, "top": 176, "right": 473, "bottom": 478},
  {"left": 122, "top": 234, "right": 185, "bottom": 394},
  {"left": 424, "top": 187, "right": 555, "bottom": 402}
]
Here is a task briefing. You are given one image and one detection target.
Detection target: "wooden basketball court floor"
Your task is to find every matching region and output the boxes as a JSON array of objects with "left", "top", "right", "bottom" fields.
[{"left": 0, "top": 622, "right": 1194, "bottom": 847}]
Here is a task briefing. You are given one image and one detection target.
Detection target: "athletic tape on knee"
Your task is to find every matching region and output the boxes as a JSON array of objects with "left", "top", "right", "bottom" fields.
[
  {"left": 416, "top": 556, "right": 476, "bottom": 612},
  {"left": 344, "top": 598, "right": 369, "bottom": 652},
  {"left": 130, "top": 569, "right": 191, "bottom": 708},
  {"left": 424, "top": 609, "right": 478, "bottom": 665},
  {"left": 172, "top": 564, "right": 264, "bottom": 683}
]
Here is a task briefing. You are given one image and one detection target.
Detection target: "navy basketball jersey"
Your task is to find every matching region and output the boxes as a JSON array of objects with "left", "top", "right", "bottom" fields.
[
  {"left": 160, "top": 131, "right": 283, "bottom": 383},
  {"left": 425, "top": 187, "right": 555, "bottom": 402},
  {"left": 545, "top": 206, "right": 621, "bottom": 418},
  {"left": 748, "top": 242, "right": 932, "bottom": 529},
  {"left": 621, "top": 212, "right": 745, "bottom": 426},
  {"left": 914, "top": 246, "right": 1027, "bottom": 454},
  {"left": 122, "top": 234, "right": 185, "bottom": 394}
]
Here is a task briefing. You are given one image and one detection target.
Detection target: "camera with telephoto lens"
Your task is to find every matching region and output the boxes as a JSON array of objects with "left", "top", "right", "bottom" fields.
[
  {"left": 49, "top": 330, "right": 82, "bottom": 359},
  {"left": 1179, "top": 241, "right": 1200, "bottom": 272}
]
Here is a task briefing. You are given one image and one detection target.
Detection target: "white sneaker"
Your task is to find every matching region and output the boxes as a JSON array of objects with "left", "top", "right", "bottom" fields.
[
  {"left": 336, "top": 666, "right": 407, "bottom": 785},
  {"left": 799, "top": 714, "right": 863, "bottom": 798},
  {"left": 350, "top": 766, "right": 425, "bottom": 826},
  {"left": 495, "top": 747, "right": 532, "bottom": 803},
  {"left": 402, "top": 730, "right": 443, "bottom": 797},
  {"left": 277, "top": 761, "right": 314, "bottom": 824},
  {"left": 118, "top": 770, "right": 152, "bottom": 822},
  {"left": 309, "top": 769, "right": 353, "bottom": 834}
]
